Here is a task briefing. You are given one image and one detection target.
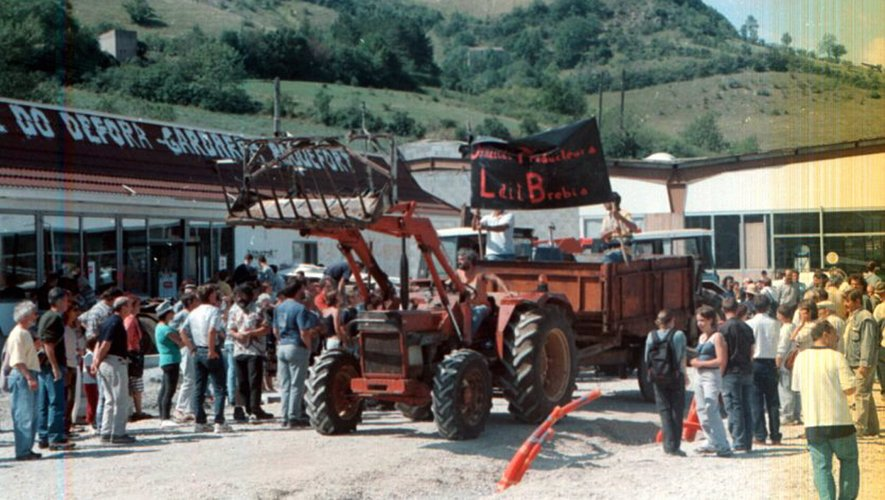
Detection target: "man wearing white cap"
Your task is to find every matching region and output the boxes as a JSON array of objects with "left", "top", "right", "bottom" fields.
[
  {"left": 91, "top": 296, "right": 136, "bottom": 444},
  {"left": 817, "top": 300, "right": 845, "bottom": 355}
]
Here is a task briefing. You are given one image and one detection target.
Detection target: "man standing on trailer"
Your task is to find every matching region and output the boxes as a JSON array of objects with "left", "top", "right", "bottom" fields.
[
  {"left": 599, "top": 192, "right": 639, "bottom": 264},
  {"left": 474, "top": 209, "right": 515, "bottom": 261}
]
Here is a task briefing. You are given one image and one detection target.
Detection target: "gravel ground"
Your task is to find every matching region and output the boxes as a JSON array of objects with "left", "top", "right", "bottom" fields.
[{"left": 0, "top": 370, "right": 882, "bottom": 499}]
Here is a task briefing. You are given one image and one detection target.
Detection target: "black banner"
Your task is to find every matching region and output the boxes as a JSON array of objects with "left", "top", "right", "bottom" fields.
[{"left": 470, "top": 118, "right": 612, "bottom": 210}]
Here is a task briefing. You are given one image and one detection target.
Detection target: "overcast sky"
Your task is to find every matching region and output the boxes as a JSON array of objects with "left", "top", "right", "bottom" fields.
[{"left": 702, "top": 0, "right": 885, "bottom": 65}]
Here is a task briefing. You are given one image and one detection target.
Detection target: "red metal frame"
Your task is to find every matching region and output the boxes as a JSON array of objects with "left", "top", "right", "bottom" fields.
[{"left": 305, "top": 201, "right": 470, "bottom": 336}]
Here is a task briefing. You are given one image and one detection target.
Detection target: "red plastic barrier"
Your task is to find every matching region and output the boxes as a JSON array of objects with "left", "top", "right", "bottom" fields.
[{"left": 496, "top": 389, "right": 602, "bottom": 493}]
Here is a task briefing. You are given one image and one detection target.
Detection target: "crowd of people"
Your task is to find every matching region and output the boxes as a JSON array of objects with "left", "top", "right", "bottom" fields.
[
  {"left": 648, "top": 263, "right": 883, "bottom": 499},
  {"left": 1, "top": 253, "right": 367, "bottom": 460}
]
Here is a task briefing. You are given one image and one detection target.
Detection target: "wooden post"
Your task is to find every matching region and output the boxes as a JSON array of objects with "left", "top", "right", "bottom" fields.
[{"left": 273, "top": 77, "right": 281, "bottom": 137}]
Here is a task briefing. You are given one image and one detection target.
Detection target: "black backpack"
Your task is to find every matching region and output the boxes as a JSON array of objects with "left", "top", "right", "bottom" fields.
[{"left": 646, "top": 328, "right": 677, "bottom": 384}]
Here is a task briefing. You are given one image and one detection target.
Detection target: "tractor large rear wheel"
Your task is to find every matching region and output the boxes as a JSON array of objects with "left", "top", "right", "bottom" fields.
[
  {"left": 501, "top": 307, "right": 577, "bottom": 423},
  {"left": 432, "top": 349, "right": 492, "bottom": 440},
  {"left": 306, "top": 350, "right": 363, "bottom": 435}
]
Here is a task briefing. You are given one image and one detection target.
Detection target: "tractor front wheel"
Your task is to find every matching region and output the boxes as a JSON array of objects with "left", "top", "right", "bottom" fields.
[
  {"left": 432, "top": 349, "right": 492, "bottom": 440},
  {"left": 501, "top": 307, "right": 577, "bottom": 423},
  {"left": 306, "top": 350, "right": 363, "bottom": 435}
]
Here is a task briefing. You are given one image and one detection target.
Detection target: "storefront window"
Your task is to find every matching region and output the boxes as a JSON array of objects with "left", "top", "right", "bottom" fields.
[
  {"left": 83, "top": 217, "right": 117, "bottom": 292},
  {"left": 774, "top": 236, "right": 821, "bottom": 272},
  {"left": 773, "top": 212, "right": 819, "bottom": 235},
  {"left": 0, "top": 214, "right": 37, "bottom": 298},
  {"left": 823, "top": 210, "right": 885, "bottom": 234},
  {"left": 43, "top": 215, "right": 81, "bottom": 278},
  {"left": 123, "top": 219, "right": 148, "bottom": 296},
  {"left": 714, "top": 215, "right": 740, "bottom": 269},
  {"left": 216, "top": 226, "right": 234, "bottom": 275},
  {"left": 823, "top": 236, "right": 885, "bottom": 274},
  {"left": 685, "top": 215, "right": 712, "bottom": 230},
  {"left": 149, "top": 219, "right": 183, "bottom": 299},
  {"left": 189, "top": 221, "right": 212, "bottom": 284}
]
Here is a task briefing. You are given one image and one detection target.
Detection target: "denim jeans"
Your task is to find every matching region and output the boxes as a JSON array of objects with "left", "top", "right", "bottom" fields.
[
  {"left": 779, "top": 367, "right": 802, "bottom": 422},
  {"left": 751, "top": 359, "right": 781, "bottom": 442},
  {"left": 193, "top": 348, "right": 227, "bottom": 424},
  {"left": 158, "top": 364, "right": 180, "bottom": 420},
  {"left": 653, "top": 376, "right": 686, "bottom": 453},
  {"left": 278, "top": 343, "right": 311, "bottom": 422},
  {"left": 602, "top": 250, "right": 625, "bottom": 264},
  {"left": 722, "top": 372, "right": 754, "bottom": 450},
  {"left": 807, "top": 434, "right": 859, "bottom": 500},
  {"left": 471, "top": 305, "right": 490, "bottom": 336},
  {"left": 694, "top": 368, "right": 731, "bottom": 453},
  {"left": 224, "top": 343, "right": 239, "bottom": 406},
  {"left": 10, "top": 369, "right": 38, "bottom": 458},
  {"left": 37, "top": 365, "right": 66, "bottom": 444}
]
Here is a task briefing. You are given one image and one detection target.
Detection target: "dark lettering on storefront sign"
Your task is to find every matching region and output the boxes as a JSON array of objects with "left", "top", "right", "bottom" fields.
[{"left": 470, "top": 118, "right": 612, "bottom": 210}]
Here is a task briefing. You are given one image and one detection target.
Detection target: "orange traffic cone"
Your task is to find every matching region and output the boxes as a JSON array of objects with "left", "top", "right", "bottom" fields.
[
  {"left": 655, "top": 399, "right": 701, "bottom": 443},
  {"left": 682, "top": 399, "right": 701, "bottom": 442}
]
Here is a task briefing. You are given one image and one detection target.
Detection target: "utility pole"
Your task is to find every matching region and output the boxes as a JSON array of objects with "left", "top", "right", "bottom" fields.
[
  {"left": 597, "top": 82, "right": 604, "bottom": 130},
  {"left": 273, "top": 77, "right": 281, "bottom": 137},
  {"left": 619, "top": 69, "right": 626, "bottom": 131}
]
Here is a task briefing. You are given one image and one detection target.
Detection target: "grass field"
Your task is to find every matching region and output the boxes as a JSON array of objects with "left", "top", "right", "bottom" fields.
[
  {"left": 410, "top": 0, "right": 535, "bottom": 17},
  {"left": 61, "top": 70, "right": 885, "bottom": 154},
  {"left": 591, "top": 71, "right": 885, "bottom": 151},
  {"left": 73, "top": 0, "right": 337, "bottom": 38}
]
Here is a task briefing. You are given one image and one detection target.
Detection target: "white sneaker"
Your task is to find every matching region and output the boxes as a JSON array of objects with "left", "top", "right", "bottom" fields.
[
  {"left": 193, "top": 423, "right": 212, "bottom": 433},
  {"left": 159, "top": 419, "right": 176, "bottom": 428},
  {"left": 214, "top": 423, "right": 233, "bottom": 434}
]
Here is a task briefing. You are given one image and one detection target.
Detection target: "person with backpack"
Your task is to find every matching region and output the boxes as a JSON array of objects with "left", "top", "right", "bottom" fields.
[{"left": 644, "top": 309, "right": 688, "bottom": 457}]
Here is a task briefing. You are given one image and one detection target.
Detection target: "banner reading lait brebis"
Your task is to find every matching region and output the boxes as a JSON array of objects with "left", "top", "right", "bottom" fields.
[{"left": 469, "top": 118, "right": 612, "bottom": 210}]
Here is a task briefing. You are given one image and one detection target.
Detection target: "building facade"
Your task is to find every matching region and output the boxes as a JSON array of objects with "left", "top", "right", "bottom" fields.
[{"left": 0, "top": 97, "right": 456, "bottom": 334}]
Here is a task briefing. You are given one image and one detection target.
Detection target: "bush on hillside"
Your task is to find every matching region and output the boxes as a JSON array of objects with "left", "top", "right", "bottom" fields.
[
  {"left": 123, "top": 0, "right": 163, "bottom": 27},
  {"left": 681, "top": 112, "right": 728, "bottom": 153},
  {"left": 475, "top": 117, "right": 512, "bottom": 140},
  {"left": 89, "top": 30, "right": 259, "bottom": 114},
  {"left": 0, "top": 0, "right": 108, "bottom": 100}
]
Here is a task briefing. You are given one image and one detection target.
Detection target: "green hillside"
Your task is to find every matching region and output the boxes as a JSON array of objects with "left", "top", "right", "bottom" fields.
[
  {"left": 72, "top": 0, "right": 338, "bottom": 37},
  {"left": 63, "top": 70, "right": 885, "bottom": 157},
  {"left": 6, "top": 0, "right": 882, "bottom": 158}
]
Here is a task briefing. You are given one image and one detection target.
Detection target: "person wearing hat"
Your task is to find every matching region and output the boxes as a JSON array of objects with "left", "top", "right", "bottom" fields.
[
  {"left": 154, "top": 301, "right": 184, "bottom": 427},
  {"left": 91, "top": 296, "right": 136, "bottom": 444},
  {"left": 817, "top": 300, "right": 845, "bottom": 354},
  {"left": 600, "top": 191, "right": 639, "bottom": 264}
]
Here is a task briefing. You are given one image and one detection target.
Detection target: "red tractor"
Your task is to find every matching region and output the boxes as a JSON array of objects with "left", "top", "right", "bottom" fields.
[{"left": 222, "top": 136, "right": 578, "bottom": 440}]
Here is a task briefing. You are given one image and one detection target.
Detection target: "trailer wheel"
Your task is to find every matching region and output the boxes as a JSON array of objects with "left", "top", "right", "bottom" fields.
[
  {"left": 306, "top": 350, "right": 363, "bottom": 435},
  {"left": 395, "top": 402, "right": 433, "bottom": 421},
  {"left": 637, "top": 351, "right": 655, "bottom": 403},
  {"left": 432, "top": 349, "right": 492, "bottom": 440},
  {"left": 501, "top": 307, "right": 578, "bottom": 424}
]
